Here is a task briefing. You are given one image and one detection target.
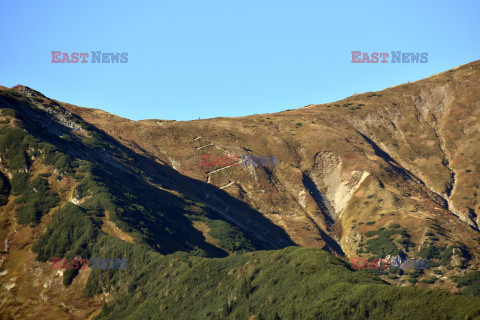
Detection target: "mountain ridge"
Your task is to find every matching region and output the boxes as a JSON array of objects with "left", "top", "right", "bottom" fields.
[{"left": 1, "top": 60, "right": 480, "bottom": 319}]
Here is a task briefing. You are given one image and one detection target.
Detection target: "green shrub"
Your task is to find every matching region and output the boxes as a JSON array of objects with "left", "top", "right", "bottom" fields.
[
  {"left": 453, "top": 271, "right": 480, "bottom": 297},
  {"left": 364, "top": 230, "right": 377, "bottom": 237},
  {"left": 63, "top": 268, "right": 80, "bottom": 286},
  {"left": 15, "top": 176, "right": 59, "bottom": 225},
  {"left": 364, "top": 227, "right": 411, "bottom": 256},
  {"left": 33, "top": 203, "right": 99, "bottom": 265},
  {"left": 10, "top": 172, "right": 31, "bottom": 195},
  {"left": 421, "top": 277, "right": 437, "bottom": 284},
  {"left": 417, "top": 243, "right": 469, "bottom": 267},
  {"left": 207, "top": 219, "right": 256, "bottom": 252},
  {"left": 0, "top": 128, "right": 26, "bottom": 153},
  {"left": 17, "top": 204, "right": 40, "bottom": 225},
  {"left": 1, "top": 108, "right": 17, "bottom": 117},
  {"left": 53, "top": 154, "right": 74, "bottom": 171},
  {"left": 82, "top": 137, "right": 102, "bottom": 148},
  {"left": 189, "top": 246, "right": 208, "bottom": 257},
  {"left": 6, "top": 149, "right": 29, "bottom": 170},
  {"left": 75, "top": 175, "right": 100, "bottom": 198},
  {"left": 366, "top": 235, "right": 399, "bottom": 256},
  {"left": 418, "top": 243, "right": 443, "bottom": 260},
  {"left": 60, "top": 134, "right": 74, "bottom": 142},
  {"left": 4, "top": 90, "right": 22, "bottom": 97}
]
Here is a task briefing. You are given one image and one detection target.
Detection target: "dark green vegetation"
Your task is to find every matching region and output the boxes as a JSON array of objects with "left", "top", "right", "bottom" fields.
[
  {"left": 187, "top": 215, "right": 256, "bottom": 253},
  {"left": 454, "top": 271, "right": 480, "bottom": 298},
  {"left": 15, "top": 175, "right": 59, "bottom": 225},
  {"left": 0, "top": 126, "right": 31, "bottom": 171},
  {"left": 359, "top": 225, "right": 471, "bottom": 272},
  {"left": 33, "top": 203, "right": 99, "bottom": 285},
  {"left": 417, "top": 241, "right": 471, "bottom": 268},
  {"left": 89, "top": 246, "right": 480, "bottom": 320},
  {"left": 360, "top": 226, "right": 414, "bottom": 256},
  {"left": 0, "top": 126, "right": 64, "bottom": 224}
]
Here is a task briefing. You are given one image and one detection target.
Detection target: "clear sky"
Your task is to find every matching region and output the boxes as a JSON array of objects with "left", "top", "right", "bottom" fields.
[{"left": 1, "top": 0, "right": 479, "bottom": 121}]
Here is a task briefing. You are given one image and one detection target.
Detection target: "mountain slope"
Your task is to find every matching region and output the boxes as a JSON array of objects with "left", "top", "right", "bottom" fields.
[
  {"left": 0, "top": 61, "right": 480, "bottom": 319},
  {"left": 63, "top": 61, "right": 480, "bottom": 267}
]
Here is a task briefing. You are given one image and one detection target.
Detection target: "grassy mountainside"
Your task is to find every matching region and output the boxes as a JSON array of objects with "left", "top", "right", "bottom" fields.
[
  {"left": 87, "top": 246, "right": 480, "bottom": 320},
  {"left": 64, "top": 61, "right": 480, "bottom": 288},
  {"left": 0, "top": 61, "right": 479, "bottom": 319},
  {"left": 0, "top": 89, "right": 284, "bottom": 319}
]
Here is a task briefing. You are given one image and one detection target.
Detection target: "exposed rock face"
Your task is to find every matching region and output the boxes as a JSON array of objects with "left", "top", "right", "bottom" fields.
[
  {"left": 309, "top": 151, "right": 369, "bottom": 220},
  {"left": 11, "top": 85, "right": 37, "bottom": 97}
]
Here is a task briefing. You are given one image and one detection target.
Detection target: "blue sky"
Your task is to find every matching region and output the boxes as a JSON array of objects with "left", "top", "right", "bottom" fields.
[{"left": 1, "top": 1, "right": 479, "bottom": 121}]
